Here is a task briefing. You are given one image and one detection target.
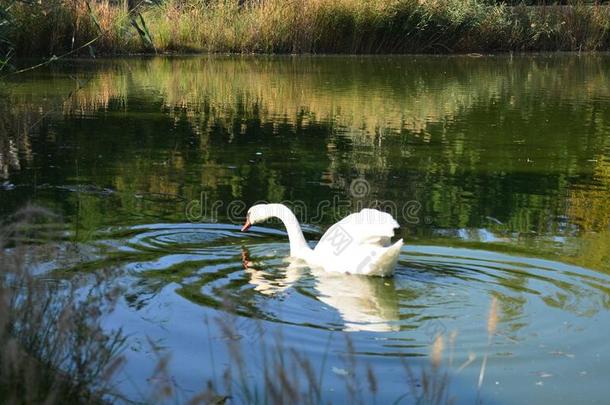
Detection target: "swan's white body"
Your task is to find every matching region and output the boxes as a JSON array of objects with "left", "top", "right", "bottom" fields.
[{"left": 241, "top": 203, "right": 403, "bottom": 277}]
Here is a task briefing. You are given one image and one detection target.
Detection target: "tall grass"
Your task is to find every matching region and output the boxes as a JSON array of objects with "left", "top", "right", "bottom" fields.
[
  {"left": 0, "top": 206, "right": 125, "bottom": 403},
  {"left": 1, "top": 0, "right": 610, "bottom": 57},
  {"left": 146, "top": 300, "right": 460, "bottom": 404}
]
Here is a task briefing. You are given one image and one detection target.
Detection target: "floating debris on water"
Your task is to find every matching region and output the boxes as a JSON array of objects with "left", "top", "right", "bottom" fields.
[
  {"left": 550, "top": 351, "right": 575, "bottom": 359},
  {"left": 0, "top": 181, "right": 15, "bottom": 190},
  {"left": 532, "top": 371, "right": 553, "bottom": 379},
  {"left": 332, "top": 366, "right": 349, "bottom": 376}
]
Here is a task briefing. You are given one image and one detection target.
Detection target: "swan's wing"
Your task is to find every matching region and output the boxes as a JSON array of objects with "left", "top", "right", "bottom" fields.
[{"left": 315, "top": 208, "right": 399, "bottom": 257}]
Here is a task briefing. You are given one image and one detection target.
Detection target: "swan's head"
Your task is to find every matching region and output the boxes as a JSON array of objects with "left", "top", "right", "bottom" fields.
[{"left": 241, "top": 204, "right": 272, "bottom": 232}]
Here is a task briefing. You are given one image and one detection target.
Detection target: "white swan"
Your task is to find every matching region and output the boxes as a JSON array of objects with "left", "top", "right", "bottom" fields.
[{"left": 240, "top": 203, "right": 403, "bottom": 277}]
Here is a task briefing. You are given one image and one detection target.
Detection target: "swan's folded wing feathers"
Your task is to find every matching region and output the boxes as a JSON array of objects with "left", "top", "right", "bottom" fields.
[
  {"left": 339, "top": 209, "right": 399, "bottom": 239},
  {"left": 315, "top": 209, "right": 399, "bottom": 257}
]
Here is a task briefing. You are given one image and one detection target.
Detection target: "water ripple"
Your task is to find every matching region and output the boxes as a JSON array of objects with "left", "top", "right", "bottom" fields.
[{"left": 50, "top": 223, "right": 610, "bottom": 355}]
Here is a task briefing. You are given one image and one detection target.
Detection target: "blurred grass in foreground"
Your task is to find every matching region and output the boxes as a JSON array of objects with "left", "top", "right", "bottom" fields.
[{"left": 0, "top": 206, "right": 125, "bottom": 404}]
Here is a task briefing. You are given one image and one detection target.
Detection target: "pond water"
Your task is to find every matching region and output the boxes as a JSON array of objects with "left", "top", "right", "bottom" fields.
[{"left": 1, "top": 55, "right": 609, "bottom": 403}]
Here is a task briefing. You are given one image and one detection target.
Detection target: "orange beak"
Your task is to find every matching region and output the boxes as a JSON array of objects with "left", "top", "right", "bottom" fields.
[{"left": 241, "top": 218, "right": 252, "bottom": 232}]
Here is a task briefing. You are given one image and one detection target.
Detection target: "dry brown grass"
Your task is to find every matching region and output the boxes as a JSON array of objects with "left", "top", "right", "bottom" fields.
[{"left": 2, "top": 0, "right": 610, "bottom": 58}]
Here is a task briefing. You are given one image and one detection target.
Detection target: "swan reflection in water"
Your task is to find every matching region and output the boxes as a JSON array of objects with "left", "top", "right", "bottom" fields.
[{"left": 241, "top": 248, "right": 400, "bottom": 332}]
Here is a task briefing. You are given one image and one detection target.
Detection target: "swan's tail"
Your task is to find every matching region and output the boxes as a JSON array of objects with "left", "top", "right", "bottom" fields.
[{"left": 369, "top": 239, "right": 403, "bottom": 277}]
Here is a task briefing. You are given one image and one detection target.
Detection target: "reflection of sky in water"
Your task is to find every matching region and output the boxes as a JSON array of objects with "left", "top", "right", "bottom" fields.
[
  {"left": 457, "top": 228, "right": 504, "bottom": 242},
  {"left": 54, "top": 223, "right": 609, "bottom": 403}
]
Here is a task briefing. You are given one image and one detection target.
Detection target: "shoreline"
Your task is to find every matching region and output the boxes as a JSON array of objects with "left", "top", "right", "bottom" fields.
[
  {"left": 10, "top": 50, "right": 610, "bottom": 62},
  {"left": 5, "top": 51, "right": 608, "bottom": 79}
]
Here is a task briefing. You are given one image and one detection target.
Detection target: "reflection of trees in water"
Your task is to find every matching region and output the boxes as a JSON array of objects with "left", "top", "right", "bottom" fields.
[
  {"left": 569, "top": 158, "right": 610, "bottom": 233},
  {"left": 62, "top": 56, "right": 610, "bottom": 138},
  {"left": 565, "top": 157, "right": 610, "bottom": 271},
  {"left": 0, "top": 95, "right": 33, "bottom": 179},
  {"left": 3, "top": 56, "right": 610, "bottom": 253}
]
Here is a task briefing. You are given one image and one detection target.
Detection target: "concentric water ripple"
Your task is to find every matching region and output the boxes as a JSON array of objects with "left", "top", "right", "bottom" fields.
[{"left": 58, "top": 223, "right": 610, "bottom": 359}]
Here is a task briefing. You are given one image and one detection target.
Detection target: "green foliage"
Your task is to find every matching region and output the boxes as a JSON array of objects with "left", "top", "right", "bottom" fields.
[{"left": 131, "top": 11, "right": 156, "bottom": 51}]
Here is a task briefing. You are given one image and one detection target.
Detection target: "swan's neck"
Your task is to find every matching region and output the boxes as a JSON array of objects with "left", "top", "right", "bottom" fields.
[{"left": 268, "top": 204, "right": 311, "bottom": 258}]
